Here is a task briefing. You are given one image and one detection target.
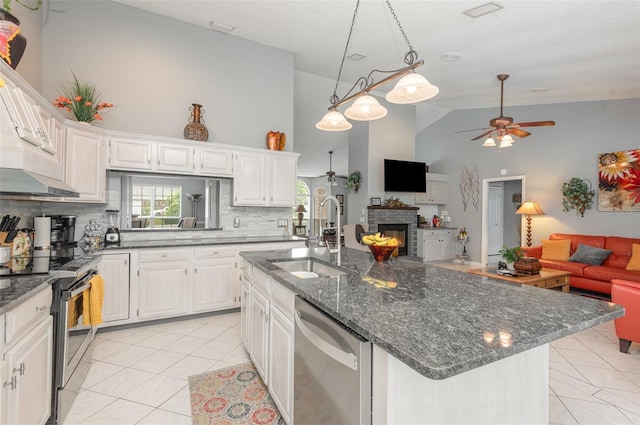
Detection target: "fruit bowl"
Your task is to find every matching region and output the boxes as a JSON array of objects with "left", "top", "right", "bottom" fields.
[{"left": 368, "top": 245, "right": 397, "bottom": 262}]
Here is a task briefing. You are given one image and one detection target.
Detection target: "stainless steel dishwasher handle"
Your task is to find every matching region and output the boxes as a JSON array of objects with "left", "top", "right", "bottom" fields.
[{"left": 294, "top": 310, "right": 358, "bottom": 371}]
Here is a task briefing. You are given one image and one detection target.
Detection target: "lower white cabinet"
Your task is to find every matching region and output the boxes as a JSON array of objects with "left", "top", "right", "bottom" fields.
[
  {"left": 242, "top": 264, "right": 295, "bottom": 424},
  {"left": 138, "top": 259, "right": 189, "bottom": 320},
  {"left": 418, "top": 229, "right": 455, "bottom": 262},
  {"left": 98, "top": 252, "right": 130, "bottom": 323},
  {"left": 1, "top": 287, "right": 53, "bottom": 425},
  {"left": 192, "top": 247, "right": 237, "bottom": 313}
]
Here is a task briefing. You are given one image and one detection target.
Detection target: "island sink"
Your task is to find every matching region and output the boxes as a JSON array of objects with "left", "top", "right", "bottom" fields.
[{"left": 271, "top": 258, "right": 347, "bottom": 278}]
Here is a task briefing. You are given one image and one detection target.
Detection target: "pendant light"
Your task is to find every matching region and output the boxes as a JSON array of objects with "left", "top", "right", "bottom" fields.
[
  {"left": 499, "top": 134, "right": 514, "bottom": 148},
  {"left": 316, "top": 0, "right": 439, "bottom": 131}
]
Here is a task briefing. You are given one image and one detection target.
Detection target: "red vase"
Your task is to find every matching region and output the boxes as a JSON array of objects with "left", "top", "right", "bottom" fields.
[{"left": 0, "top": 9, "right": 27, "bottom": 69}]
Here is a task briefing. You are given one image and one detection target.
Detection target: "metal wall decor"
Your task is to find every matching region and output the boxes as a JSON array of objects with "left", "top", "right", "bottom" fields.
[{"left": 184, "top": 103, "right": 209, "bottom": 141}]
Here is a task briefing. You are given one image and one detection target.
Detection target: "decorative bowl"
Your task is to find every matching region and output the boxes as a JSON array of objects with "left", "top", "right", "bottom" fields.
[{"left": 368, "top": 245, "right": 397, "bottom": 262}]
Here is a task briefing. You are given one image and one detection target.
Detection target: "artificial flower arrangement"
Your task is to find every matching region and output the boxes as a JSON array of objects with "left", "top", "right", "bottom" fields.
[{"left": 52, "top": 72, "right": 113, "bottom": 123}]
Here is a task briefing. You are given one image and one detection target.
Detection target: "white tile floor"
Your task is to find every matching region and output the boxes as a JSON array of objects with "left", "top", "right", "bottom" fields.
[{"left": 63, "top": 308, "right": 640, "bottom": 425}]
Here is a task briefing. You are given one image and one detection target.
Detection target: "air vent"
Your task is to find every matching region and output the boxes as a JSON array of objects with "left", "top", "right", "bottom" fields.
[
  {"left": 463, "top": 2, "right": 503, "bottom": 18},
  {"left": 347, "top": 53, "right": 365, "bottom": 61},
  {"left": 208, "top": 20, "right": 235, "bottom": 33}
]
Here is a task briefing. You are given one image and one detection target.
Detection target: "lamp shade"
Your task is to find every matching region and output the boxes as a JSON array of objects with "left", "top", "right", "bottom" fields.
[
  {"left": 295, "top": 204, "right": 307, "bottom": 213},
  {"left": 316, "top": 110, "right": 352, "bottom": 131},
  {"left": 344, "top": 95, "right": 388, "bottom": 121},
  {"left": 516, "top": 201, "right": 545, "bottom": 216},
  {"left": 499, "top": 134, "right": 514, "bottom": 147},
  {"left": 385, "top": 72, "right": 439, "bottom": 104},
  {"left": 483, "top": 136, "right": 496, "bottom": 147}
]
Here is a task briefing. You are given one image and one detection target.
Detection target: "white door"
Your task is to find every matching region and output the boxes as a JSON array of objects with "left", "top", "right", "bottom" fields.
[
  {"left": 98, "top": 253, "right": 130, "bottom": 322},
  {"left": 65, "top": 126, "right": 106, "bottom": 202},
  {"left": 268, "top": 306, "right": 294, "bottom": 424},
  {"left": 138, "top": 261, "right": 189, "bottom": 320},
  {"left": 249, "top": 288, "right": 269, "bottom": 383},
  {"left": 192, "top": 258, "right": 237, "bottom": 313},
  {"left": 240, "top": 278, "right": 251, "bottom": 349},
  {"left": 488, "top": 185, "right": 504, "bottom": 256}
]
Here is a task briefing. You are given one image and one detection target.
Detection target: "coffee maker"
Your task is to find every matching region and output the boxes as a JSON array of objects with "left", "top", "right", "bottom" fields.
[
  {"left": 105, "top": 210, "right": 121, "bottom": 245},
  {"left": 47, "top": 215, "right": 77, "bottom": 258}
]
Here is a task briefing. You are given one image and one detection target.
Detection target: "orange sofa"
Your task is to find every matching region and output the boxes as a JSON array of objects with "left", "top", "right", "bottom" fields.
[
  {"left": 611, "top": 279, "right": 640, "bottom": 353},
  {"left": 523, "top": 233, "right": 640, "bottom": 295}
]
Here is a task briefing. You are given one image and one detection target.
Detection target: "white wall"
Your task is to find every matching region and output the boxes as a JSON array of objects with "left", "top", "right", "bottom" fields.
[
  {"left": 41, "top": 1, "right": 293, "bottom": 149},
  {"left": 416, "top": 98, "right": 640, "bottom": 262},
  {"left": 7, "top": 4, "right": 42, "bottom": 91}
]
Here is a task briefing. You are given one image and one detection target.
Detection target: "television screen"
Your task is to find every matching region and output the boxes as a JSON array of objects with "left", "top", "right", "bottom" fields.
[{"left": 384, "top": 159, "right": 427, "bottom": 193}]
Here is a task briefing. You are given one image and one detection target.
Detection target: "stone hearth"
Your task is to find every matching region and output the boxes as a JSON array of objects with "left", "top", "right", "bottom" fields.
[{"left": 367, "top": 206, "right": 418, "bottom": 257}]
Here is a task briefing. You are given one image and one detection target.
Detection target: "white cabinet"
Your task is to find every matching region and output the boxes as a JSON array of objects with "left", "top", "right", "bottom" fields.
[
  {"left": 233, "top": 150, "right": 298, "bottom": 207},
  {"left": 137, "top": 249, "right": 189, "bottom": 320},
  {"left": 240, "top": 273, "right": 251, "bottom": 349},
  {"left": 64, "top": 125, "right": 107, "bottom": 202},
  {"left": 156, "top": 142, "right": 195, "bottom": 174},
  {"left": 192, "top": 246, "right": 237, "bottom": 313},
  {"left": 199, "top": 147, "right": 233, "bottom": 176},
  {"left": 418, "top": 229, "right": 455, "bottom": 262},
  {"left": 415, "top": 173, "right": 448, "bottom": 205},
  {"left": 268, "top": 303, "right": 294, "bottom": 424},
  {"left": 98, "top": 252, "right": 130, "bottom": 323},
  {"left": 108, "top": 137, "right": 153, "bottom": 171},
  {"left": 2, "top": 287, "right": 53, "bottom": 425},
  {"left": 249, "top": 285, "right": 270, "bottom": 382}
]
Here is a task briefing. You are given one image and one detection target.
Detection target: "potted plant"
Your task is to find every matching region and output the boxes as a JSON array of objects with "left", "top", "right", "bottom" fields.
[
  {"left": 0, "top": 1, "right": 40, "bottom": 69},
  {"left": 52, "top": 72, "right": 114, "bottom": 123},
  {"left": 498, "top": 245, "right": 524, "bottom": 270},
  {"left": 561, "top": 177, "right": 595, "bottom": 217},
  {"left": 346, "top": 170, "right": 362, "bottom": 193}
]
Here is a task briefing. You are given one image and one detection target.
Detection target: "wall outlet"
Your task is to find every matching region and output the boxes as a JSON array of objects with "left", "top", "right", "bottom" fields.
[{"left": 277, "top": 219, "right": 288, "bottom": 227}]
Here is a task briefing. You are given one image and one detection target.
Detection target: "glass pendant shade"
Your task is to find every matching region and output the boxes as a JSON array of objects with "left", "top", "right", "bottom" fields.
[
  {"left": 499, "top": 134, "right": 514, "bottom": 147},
  {"left": 344, "top": 95, "right": 388, "bottom": 121},
  {"left": 315, "top": 110, "right": 352, "bottom": 131},
  {"left": 483, "top": 137, "right": 496, "bottom": 147},
  {"left": 385, "top": 72, "right": 440, "bottom": 104}
]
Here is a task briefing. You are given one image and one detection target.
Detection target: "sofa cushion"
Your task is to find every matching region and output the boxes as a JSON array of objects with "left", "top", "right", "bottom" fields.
[
  {"left": 568, "top": 244, "right": 613, "bottom": 266},
  {"left": 627, "top": 243, "right": 640, "bottom": 271},
  {"left": 604, "top": 236, "right": 640, "bottom": 268},
  {"left": 583, "top": 265, "right": 640, "bottom": 283},
  {"left": 541, "top": 239, "right": 571, "bottom": 260},
  {"left": 538, "top": 259, "right": 590, "bottom": 277},
  {"left": 549, "top": 233, "right": 606, "bottom": 255}
]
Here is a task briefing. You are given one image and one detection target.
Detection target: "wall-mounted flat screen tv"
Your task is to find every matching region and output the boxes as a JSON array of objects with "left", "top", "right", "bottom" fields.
[{"left": 384, "top": 159, "right": 427, "bottom": 193}]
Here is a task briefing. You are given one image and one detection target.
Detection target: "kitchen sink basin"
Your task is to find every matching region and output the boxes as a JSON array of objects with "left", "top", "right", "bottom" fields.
[{"left": 271, "top": 259, "right": 347, "bottom": 278}]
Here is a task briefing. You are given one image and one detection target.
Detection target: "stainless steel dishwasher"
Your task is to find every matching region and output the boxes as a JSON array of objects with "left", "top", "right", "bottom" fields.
[{"left": 294, "top": 296, "right": 372, "bottom": 424}]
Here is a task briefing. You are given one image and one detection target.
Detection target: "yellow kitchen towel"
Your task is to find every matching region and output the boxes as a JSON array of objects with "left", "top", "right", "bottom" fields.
[
  {"left": 67, "top": 294, "right": 82, "bottom": 328},
  {"left": 82, "top": 274, "right": 104, "bottom": 326}
]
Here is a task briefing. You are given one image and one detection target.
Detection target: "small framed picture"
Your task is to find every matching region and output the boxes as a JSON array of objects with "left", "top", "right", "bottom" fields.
[
  {"left": 336, "top": 194, "right": 344, "bottom": 205},
  {"left": 371, "top": 197, "right": 382, "bottom": 206}
]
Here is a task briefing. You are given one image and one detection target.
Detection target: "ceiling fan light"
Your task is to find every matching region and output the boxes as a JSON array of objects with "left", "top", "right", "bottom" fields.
[
  {"left": 385, "top": 73, "right": 439, "bottom": 104},
  {"left": 344, "top": 95, "right": 388, "bottom": 121},
  {"left": 483, "top": 137, "right": 496, "bottom": 147},
  {"left": 499, "top": 134, "right": 514, "bottom": 147},
  {"left": 316, "top": 110, "right": 352, "bottom": 131}
]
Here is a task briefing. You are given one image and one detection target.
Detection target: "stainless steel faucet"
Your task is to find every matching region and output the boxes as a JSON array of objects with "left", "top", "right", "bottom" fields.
[{"left": 319, "top": 195, "right": 341, "bottom": 261}]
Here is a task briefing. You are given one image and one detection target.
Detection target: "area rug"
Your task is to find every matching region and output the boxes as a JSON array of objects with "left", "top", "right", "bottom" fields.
[{"left": 189, "top": 362, "right": 284, "bottom": 425}]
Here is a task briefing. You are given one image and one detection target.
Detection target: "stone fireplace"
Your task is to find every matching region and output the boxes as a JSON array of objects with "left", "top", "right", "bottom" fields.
[{"left": 367, "top": 206, "right": 418, "bottom": 257}]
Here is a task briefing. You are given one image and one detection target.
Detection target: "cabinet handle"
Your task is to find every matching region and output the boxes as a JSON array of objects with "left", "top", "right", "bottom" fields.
[
  {"left": 194, "top": 268, "right": 198, "bottom": 273},
  {"left": 3, "top": 376, "right": 16, "bottom": 390},
  {"left": 184, "top": 269, "right": 188, "bottom": 275},
  {"left": 147, "top": 159, "right": 151, "bottom": 165},
  {"left": 13, "top": 362, "right": 25, "bottom": 376},
  {"left": 265, "top": 313, "right": 270, "bottom": 323},
  {"left": 36, "top": 305, "right": 47, "bottom": 311}
]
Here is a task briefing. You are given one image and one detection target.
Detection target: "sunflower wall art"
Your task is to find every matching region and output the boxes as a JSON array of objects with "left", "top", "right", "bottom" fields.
[{"left": 598, "top": 149, "right": 640, "bottom": 212}]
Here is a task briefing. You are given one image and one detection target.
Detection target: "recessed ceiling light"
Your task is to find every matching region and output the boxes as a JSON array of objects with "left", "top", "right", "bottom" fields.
[
  {"left": 208, "top": 20, "right": 235, "bottom": 33},
  {"left": 439, "top": 53, "right": 462, "bottom": 62},
  {"left": 463, "top": 2, "right": 503, "bottom": 18},
  {"left": 347, "top": 53, "right": 366, "bottom": 61}
]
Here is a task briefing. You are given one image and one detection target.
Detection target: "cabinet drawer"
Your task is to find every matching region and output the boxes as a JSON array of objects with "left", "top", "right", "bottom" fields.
[
  {"left": 253, "top": 268, "right": 270, "bottom": 295},
  {"left": 543, "top": 276, "right": 569, "bottom": 287},
  {"left": 139, "top": 249, "right": 189, "bottom": 262},
  {"left": 5, "top": 286, "right": 52, "bottom": 345},
  {"left": 270, "top": 280, "right": 295, "bottom": 320},
  {"left": 193, "top": 246, "right": 236, "bottom": 259}
]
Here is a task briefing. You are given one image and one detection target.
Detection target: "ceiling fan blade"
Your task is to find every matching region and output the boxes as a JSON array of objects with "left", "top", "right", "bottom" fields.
[
  {"left": 471, "top": 129, "right": 494, "bottom": 141},
  {"left": 507, "top": 128, "right": 531, "bottom": 138},
  {"left": 455, "top": 127, "right": 491, "bottom": 134},
  {"left": 513, "top": 121, "right": 555, "bottom": 127}
]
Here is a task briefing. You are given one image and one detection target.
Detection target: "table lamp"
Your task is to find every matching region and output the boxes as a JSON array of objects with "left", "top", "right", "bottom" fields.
[
  {"left": 515, "top": 201, "right": 545, "bottom": 247},
  {"left": 295, "top": 205, "right": 307, "bottom": 227}
]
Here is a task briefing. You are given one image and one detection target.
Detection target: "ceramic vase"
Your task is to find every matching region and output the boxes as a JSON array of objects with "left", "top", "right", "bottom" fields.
[{"left": 0, "top": 9, "right": 27, "bottom": 69}]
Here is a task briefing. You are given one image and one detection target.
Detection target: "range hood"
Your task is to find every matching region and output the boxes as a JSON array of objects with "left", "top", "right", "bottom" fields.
[{"left": 0, "top": 169, "right": 79, "bottom": 198}]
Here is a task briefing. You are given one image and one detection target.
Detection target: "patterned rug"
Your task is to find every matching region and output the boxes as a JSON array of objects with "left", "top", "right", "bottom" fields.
[{"left": 189, "top": 362, "right": 284, "bottom": 425}]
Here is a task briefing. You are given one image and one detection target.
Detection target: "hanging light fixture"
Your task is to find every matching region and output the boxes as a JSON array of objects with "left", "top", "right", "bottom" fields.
[
  {"left": 482, "top": 135, "right": 496, "bottom": 147},
  {"left": 316, "top": 0, "right": 439, "bottom": 131},
  {"left": 499, "top": 134, "right": 514, "bottom": 148}
]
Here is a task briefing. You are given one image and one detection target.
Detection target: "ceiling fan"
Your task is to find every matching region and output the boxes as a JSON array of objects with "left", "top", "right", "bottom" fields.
[
  {"left": 319, "top": 151, "right": 346, "bottom": 185},
  {"left": 457, "top": 74, "right": 555, "bottom": 145}
]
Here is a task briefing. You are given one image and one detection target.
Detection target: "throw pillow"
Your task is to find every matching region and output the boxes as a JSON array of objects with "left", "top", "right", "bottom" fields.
[
  {"left": 627, "top": 243, "right": 640, "bottom": 271},
  {"left": 355, "top": 224, "right": 366, "bottom": 243},
  {"left": 541, "top": 239, "right": 571, "bottom": 261},
  {"left": 568, "top": 244, "right": 613, "bottom": 266}
]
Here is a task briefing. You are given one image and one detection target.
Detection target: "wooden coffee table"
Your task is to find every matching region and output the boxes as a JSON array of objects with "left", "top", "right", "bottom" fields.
[{"left": 467, "top": 267, "right": 571, "bottom": 293}]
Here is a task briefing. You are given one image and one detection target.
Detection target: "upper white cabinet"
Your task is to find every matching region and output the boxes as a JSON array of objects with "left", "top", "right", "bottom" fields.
[
  {"left": 156, "top": 142, "right": 195, "bottom": 174},
  {"left": 415, "top": 173, "right": 448, "bottom": 205},
  {"left": 64, "top": 125, "right": 107, "bottom": 203},
  {"left": 233, "top": 150, "right": 298, "bottom": 207},
  {"left": 199, "top": 146, "right": 233, "bottom": 176},
  {"left": 108, "top": 137, "right": 153, "bottom": 171}
]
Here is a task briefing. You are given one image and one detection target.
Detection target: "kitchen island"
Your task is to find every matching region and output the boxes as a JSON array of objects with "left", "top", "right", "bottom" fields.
[{"left": 241, "top": 247, "right": 624, "bottom": 424}]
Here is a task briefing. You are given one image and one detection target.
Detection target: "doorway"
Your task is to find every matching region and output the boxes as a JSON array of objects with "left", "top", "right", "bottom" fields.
[{"left": 481, "top": 175, "right": 526, "bottom": 266}]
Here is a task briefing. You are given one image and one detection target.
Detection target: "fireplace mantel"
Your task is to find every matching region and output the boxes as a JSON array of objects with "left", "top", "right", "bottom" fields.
[{"left": 367, "top": 206, "right": 419, "bottom": 211}]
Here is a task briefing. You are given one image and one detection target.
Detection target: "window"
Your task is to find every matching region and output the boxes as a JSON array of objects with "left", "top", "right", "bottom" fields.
[
  {"left": 293, "top": 181, "right": 311, "bottom": 233},
  {"left": 131, "top": 184, "right": 182, "bottom": 228}
]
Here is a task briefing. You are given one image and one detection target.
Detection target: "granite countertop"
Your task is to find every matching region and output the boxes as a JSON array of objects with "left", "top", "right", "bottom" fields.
[
  {"left": 240, "top": 247, "right": 624, "bottom": 380},
  {"left": 101, "top": 235, "right": 306, "bottom": 250},
  {"left": 0, "top": 275, "right": 55, "bottom": 314}
]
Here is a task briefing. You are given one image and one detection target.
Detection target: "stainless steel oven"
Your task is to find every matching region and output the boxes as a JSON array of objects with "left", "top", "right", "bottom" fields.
[{"left": 49, "top": 255, "right": 101, "bottom": 425}]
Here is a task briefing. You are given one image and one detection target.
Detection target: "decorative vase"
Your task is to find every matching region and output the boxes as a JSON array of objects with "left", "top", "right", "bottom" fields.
[
  {"left": 266, "top": 131, "right": 286, "bottom": 151},
  {"left": 0, "top": 9, "right": 27, "bottom": 70},
  {"left": 184, "top": 103, "right": 209, "bottom": 141}
]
